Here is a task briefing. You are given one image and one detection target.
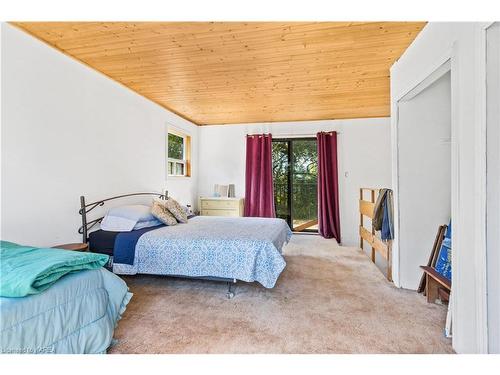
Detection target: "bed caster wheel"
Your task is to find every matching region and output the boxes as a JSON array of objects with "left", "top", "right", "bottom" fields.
[{"left": 226, "top": 292, "right": 234, "bottom": 299}]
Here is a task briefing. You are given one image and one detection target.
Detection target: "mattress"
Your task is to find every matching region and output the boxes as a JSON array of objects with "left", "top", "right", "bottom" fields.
[{"left": 88, "top": 229, "right": 120, "bottom": 256}]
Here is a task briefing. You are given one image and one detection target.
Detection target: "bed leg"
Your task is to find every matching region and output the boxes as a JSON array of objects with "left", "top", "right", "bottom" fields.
[{"left": 226, "top": 280, "right": 236, "bottom": 299}]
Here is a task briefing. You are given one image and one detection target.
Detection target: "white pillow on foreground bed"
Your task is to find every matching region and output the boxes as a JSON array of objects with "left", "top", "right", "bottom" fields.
[{"left": 100, "top": 205, "right": 161, "bottom": 232}]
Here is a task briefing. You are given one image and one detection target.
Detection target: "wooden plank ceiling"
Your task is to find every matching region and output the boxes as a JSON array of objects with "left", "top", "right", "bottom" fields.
[{"left": 12, "top": 22, "right": 425, "bottom": 125}]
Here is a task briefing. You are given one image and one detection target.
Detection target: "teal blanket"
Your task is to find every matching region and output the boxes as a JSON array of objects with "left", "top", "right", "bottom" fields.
[{"left": 0, "top": 241, "right": 109, "bottom": 298}]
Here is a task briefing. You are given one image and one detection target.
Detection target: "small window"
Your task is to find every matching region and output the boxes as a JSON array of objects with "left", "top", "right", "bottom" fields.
[{"left": 167, "top": 130, "right": 191, "bottom": 177}]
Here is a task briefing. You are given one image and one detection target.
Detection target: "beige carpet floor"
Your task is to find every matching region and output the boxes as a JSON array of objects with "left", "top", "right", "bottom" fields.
[{"left": 109, "top": 235, "right": 453, "bottom": 354}]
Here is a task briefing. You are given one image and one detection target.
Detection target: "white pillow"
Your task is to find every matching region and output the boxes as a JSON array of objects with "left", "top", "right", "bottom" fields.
[
  {"left": 133, "top": 218, "right": 163, "bottom": 230},
  {"left": 100, "top": 205, "right": 156, "bottom": 232}
]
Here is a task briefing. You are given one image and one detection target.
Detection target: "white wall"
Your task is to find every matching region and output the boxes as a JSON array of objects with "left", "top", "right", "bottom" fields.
[
  {"left": 391, "top": 22, "right": 490, "bottom": 353},
  {"left": 0, "top": 23, "right": 199, "bottom": 247},
  {"left": 198, "top": 118, "right": 392, "bottom": 248},
  {"left": 398, "top": 72, "right": 451, "bottom": 289}
]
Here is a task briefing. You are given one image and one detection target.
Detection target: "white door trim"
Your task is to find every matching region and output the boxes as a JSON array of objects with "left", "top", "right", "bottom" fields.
[
  {"left": 473, "top": 21, "right": 490, "bottom": 354},
  {"left": 484, "top": 21, "right": 499, "bottom": 354}
]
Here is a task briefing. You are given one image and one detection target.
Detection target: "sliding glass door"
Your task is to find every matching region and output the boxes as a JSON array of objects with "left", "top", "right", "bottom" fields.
[{"left": 272, "top": 138, "right": 318, "bottom": 232}]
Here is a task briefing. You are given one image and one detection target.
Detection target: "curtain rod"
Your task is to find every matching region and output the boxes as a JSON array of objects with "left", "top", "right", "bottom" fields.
[{"left": 247, "top": 131, "right": 342, "bottom": 137}]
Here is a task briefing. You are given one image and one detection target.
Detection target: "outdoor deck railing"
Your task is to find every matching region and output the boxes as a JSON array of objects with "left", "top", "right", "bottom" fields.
[{"left": 274, "top": 181, "right": 317, "bottom": 221}]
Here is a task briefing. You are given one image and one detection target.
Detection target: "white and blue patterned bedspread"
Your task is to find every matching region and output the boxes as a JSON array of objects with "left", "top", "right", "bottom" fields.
[{"left": 113, "top": 216, "right": 292, "bottom": 288}]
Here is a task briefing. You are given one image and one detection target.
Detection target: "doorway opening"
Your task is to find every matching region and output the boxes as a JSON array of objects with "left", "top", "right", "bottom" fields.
[
  {"left": 397, "top": 66, "right": 451, "bottom": 290},
  {"left": 272, "top": 138, "right": 318, "bottom": 232}
]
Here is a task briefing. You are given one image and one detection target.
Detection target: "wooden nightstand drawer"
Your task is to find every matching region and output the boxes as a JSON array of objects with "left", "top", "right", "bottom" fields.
[
  {"left": 201, "top": 199, "right": 239, "bottom": 210},
  {"left": 201, "top": 209, "right": 239, "bottom": 217}
]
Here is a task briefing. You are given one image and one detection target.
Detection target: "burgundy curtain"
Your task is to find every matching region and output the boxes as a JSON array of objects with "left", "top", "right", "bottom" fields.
[
  {"left": 317, "top": 131, "right": 341, "bottom": 242},
  {"left": 244, "top": 134, "right": 276, "bottom": 218}
]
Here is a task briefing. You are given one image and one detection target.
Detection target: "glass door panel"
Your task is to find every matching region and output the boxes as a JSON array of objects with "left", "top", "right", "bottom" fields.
[
  {"left": 272, "top": 138, "right": 318, "bottom": 232},
  {"left": 291, "top": 139, "right": 318, "bottom": 231},
  {"left": 272, "top": 140, "right": 290, "bottom": 225}
]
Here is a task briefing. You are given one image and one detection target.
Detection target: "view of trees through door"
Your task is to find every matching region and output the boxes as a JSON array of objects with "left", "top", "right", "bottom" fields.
[{"left": 272, "top": 138, "right": 318, "bottom": 232}]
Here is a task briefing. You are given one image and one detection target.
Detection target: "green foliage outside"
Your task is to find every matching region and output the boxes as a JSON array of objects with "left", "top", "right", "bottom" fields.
[{"left": 168, "top": 133, "right": 184, "bottom": 160}]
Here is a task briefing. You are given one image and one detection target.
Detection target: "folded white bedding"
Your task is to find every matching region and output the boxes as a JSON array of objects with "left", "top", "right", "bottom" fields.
[{"left": 100, "top": 204, "right": 161, "bottom": 232}]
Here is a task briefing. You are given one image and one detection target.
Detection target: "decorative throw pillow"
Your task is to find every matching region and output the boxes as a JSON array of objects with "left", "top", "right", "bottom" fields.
[
  {"left": 151, "top": 198, "right": 178, "bottom": 226},
  {"left": 164, "top": 198, "right": 188, "bottom": 223}
]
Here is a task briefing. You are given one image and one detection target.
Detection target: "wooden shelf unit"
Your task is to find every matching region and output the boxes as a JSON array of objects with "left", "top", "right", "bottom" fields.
[
  {"left": 359, "top": 187, "right": 392, "bottom": 281},
  {"left": 420, "top": 266, "right": 451, "bottom": 304}
]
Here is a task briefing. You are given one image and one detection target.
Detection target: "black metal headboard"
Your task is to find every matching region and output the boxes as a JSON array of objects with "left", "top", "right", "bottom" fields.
[{"left": 78, "top": 191, "right": 168, "bottom": 243}]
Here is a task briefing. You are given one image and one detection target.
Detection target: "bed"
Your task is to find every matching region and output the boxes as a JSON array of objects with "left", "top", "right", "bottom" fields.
[
  {"left": 0, "top": 242, "right": 131, "bottom": 354},
  {"left": 81, "top": 192, "right": 291, "bottom": 297}
]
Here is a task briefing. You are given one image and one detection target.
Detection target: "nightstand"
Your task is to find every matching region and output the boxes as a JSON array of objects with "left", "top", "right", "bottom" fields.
[
  {"left": 52, "top": 243, "right": 89, "bottom": 252},
  {"left": 198, "top": 197, "right": 244, "bottom": 217}
]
